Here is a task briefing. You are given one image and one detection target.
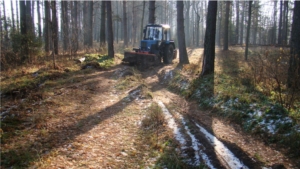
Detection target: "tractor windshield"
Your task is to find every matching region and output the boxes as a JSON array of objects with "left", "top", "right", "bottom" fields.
[{"left": 145, "top": 27, "right": 162, "bottom": 40}]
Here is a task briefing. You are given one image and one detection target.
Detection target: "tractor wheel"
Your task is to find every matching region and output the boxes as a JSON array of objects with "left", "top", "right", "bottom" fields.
[{"left": 163, "top": 45, "right": 173, "bottom": 64}]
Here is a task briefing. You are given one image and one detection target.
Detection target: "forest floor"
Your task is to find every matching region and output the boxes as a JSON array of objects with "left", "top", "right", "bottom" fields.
[{"left": 1, "top": 46, "right": 299, "bottom": 168}]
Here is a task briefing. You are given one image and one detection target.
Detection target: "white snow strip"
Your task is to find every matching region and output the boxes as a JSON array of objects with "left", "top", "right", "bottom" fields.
[
  {"left": 179, "top": 114, "right": 216, "bottom": 169},
  {"left": 194, "top": 123, "right": 249, "bottom": 169},
  {"left": 157, "top": 101, "right": 186, "bottom": 145},
  {"left": 157, "top": 101, "right": 216, "bottom": 169}
]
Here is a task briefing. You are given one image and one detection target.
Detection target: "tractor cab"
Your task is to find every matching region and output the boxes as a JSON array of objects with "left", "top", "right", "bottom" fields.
[{"left": 140, "top": 24, "right": 171, "bottom": 52}]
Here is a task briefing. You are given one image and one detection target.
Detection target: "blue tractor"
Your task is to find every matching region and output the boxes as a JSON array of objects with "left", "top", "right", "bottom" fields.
[{"left": 123, "top": 24, "right": 177, "bottom": 70}]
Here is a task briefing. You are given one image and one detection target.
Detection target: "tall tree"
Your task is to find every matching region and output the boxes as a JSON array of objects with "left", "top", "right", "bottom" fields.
[
  {"left": 71, "top": 1, "right": 78, "bottom": 53},
  {"left": 140, "top": 1, "right": 146, "bottom": 41},
  {"left": 37, "top": 0, "right": 42, "bottom": 37},
  {"left": 20, "top": 1, "right": 26, "bottom": 35},
  {"left": 272, "top": 1, "right": 277, "bottom": 44},
  {"left": 235, "top": 1, "right": 239, "bottom": 44},
  {"left": 19, "top": 0, "right": 28, "bottom": 61},
  {"left": 2, "top": 0, "right": 8, "bottom": 40},
  {"left": 83, "top": 1, "right": 93, "bottom": 47},
  {"left": 31, "top": 1, "right": 34, "bottom": 30},
  {"left": 184, "top": 1, "right": 191, "bottom": 47},
  {"left": 288, "top": 1, "right": 300, "bottom": 88},
  {"left": 11, "top": 0, "right": 15, "bottom": 30},
  {"left": 148, "top": 1, "right": 155, "bottom": 24},
  {"left": 16, "top": 0, "right": 19, "bottom": 31},
  {"left": 278, "top": 0, "right": 283, "bottom": 45},
  {"left": 0, "top": 6, "right": 2, "bottom": 43},
  {"left": 282, "top": 1, "right": 288, "bottom": 45},
  {"left": 132, "top": 2, "right": 137, "bottom": 45},
  {"left": 88, "top": 1, "right": 93, "bottom": 47},
  {"left": 107, "top": 1, "right": 114, "bottom": 58},
  {"left": 245, "top": 1, "right": 252, "bottom": 60},
  {"left": 177, "top": 1, "right": 189, "bottom": 64},
  {"left": 25, "top": 0, "right": 33, "bottom": 35},
  {"left": 100, "top": 1, "right": 106, "bottom": 47},
  {"left": 51, "top": 0, "right": 58, "bottom": 55},
  {"left": 44, "top": 0, "right": 50, "bottom": 52},
  {"left": 61, "top": 1, "right": 69, "bottom": 51},
  {"left": 201, "top": 1, "right": 217, "bottom": 76},
  {"left": 123, "top": 1, "right": 128, "bottom": 47},
  {"left": 252, "top": 1, "right": 259, "bottom": 45},
  {"left": 223, "top": 1, "right": 230, "bottom": 50},
  {"left": 240, "top": 1, "right": 245, "bottom": 44},
  {"left": 193, "top": 1, "right": 201, "bottom": 47},
  {"left": 216, "top": 2, "right": 222, "bottom": 46}
]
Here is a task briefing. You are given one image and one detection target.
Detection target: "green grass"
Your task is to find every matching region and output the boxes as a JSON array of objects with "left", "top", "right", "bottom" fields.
[{"left": 84, "top": 54, "right": 114, "bottom": 69}]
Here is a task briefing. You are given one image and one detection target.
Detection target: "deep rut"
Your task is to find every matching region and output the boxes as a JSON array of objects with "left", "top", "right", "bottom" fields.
[{"left": 140, "top": 65, "right": 262, "bottom": 169}]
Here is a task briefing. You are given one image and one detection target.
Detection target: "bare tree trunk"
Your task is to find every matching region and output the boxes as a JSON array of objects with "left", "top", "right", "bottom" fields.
[
  {"left": 223, "top": 1, "right": 230, "bottom": 50},
  {"left": 37, "top": 0, "right": 42, "bottom": 38},
  {"left": 235, "top": 1, "right": 239, "bottom": 44},
  {"left": 148, "top": 1, "right": 155, "bottom": 24},
  {"left": 44, "top": 0, "right": 50, "bottom": 53},
  {"left": 123, "top": 1, "right": 128, "bottom": 47},
  {"left": 288, "top": 1, "right": 300, "bottom": 88},
  {"left": 217, "top": 2, "right": 222, "bottom": 46},
  {"left": 2, "top": 0, "right": 8, "bottom": 41},
  {"left": 193, "top": 1, "right": 200, "bottom": 47},
  {"left": 107, "top": 1, "right": 114, "bottom": 58},
  {"left": 20, "top": 0, "right": 28, "bottom": 61},
  {"left": 32, "top": 0, "right": 35, "bottom": 32},
  {"left": 245, "top": 1, "right": 252, "bottom": 61},
  {"left": 184, "top": 1, "right": 190, "bottom": 47},
  {"left": 116, "top": 2, "right": 119, "bottom": 43},
  {"left": 62, "top": 1, "right": 69, "bottom": 51},
  {"left": 0, "top": 7, "right": 2, "bottom": 44},
  {"left": 51, "top": 0, "right": 58, "bottom": 55},
  {"left": 177, "top": 1, "right": 189, "bottom": 64},
  {"left": 132, "top": 2, "right": 136, "bottom": 45},
  {"left": 282, "top": 1, "right": 288, "bottom": 45},
  {"left": 89, "top": 1, "right": 93, "bottom": 47},
  {"left": 83, "top": 1, "right": 93, "bottom": 47},
  {"left": 201, "top": 1, "right": 217, "bottom": 76},
  {"left": 11, "top": 0, "right": 15, "bottom": 30},
  {"left": 252, "top": 1, "right": 258, "bottom": 45},
  {"left": 240, "top": 1, "right": 245, "bottom": 44},
  {"left": 140, "top": 1, "right": 146, "bottom": 41},
  {"left": 100, "top": 1, "right": 106, "bottom": 47},
  {"left": 16, "top": 0, "right": 19, "bottom": 31},
  {"left": 71, "top": 1, "right": 78, "bottom": 53},
  {"left": 26, "top": 0, "right": 34, "bottom": 35},
  {"left": 278, "top": 0, "right": 283, "bottom": 45},
  {"left": 272, "top": 1, "right": 277, "bottom": 44}
]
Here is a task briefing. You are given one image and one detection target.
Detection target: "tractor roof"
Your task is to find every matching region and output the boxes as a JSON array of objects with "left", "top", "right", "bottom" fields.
[{"left": 146, "top": 24, "right": 170, "bottom": 29}]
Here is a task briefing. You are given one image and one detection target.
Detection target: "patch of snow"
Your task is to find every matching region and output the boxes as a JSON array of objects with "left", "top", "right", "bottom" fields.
[
  {"left": 258, "top": 120, "right": 277, "bottom": 135},
  {"left": 158, "top": 101, "right": 216, "bottom": 168},
  {"left": 234, "top": 98, "right": 239, "bottom": 103},
  {"left": 254, "top": 110, "right": 263, "bottom": 117},
  {"left": 163, "top": 70, "right": 173, "bottom": 80},
  {"left": 1, "top": 105, "right": 18, "bottom": 119},
  {"left": 266, "top": 124, "right": 276, "bottom": 134},
  {"left": 129, "top": 89, "right": 141, "bottom": 98},
  {"left": 249, "top": 103, "right": 257, "bottom": 108},
  {"left": 179, "top": 114, "right": 215, "bottom": 168},
  {"left": 194, "top": 89, "right": 201, "bottom": 98},
  {"left": 194, "top": 123, "right": 249, "bottom": 169},
  {"left": 157, "top": 101, "right": 186, "bottom": 146},
  {"left": 180, "top": 80, "right": 190, "bottom": 90}
]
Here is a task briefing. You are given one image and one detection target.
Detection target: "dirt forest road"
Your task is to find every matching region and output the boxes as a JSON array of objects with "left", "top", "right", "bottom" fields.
[{"left": 1, "top": 49, "right": 298, "bottom": 169}]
